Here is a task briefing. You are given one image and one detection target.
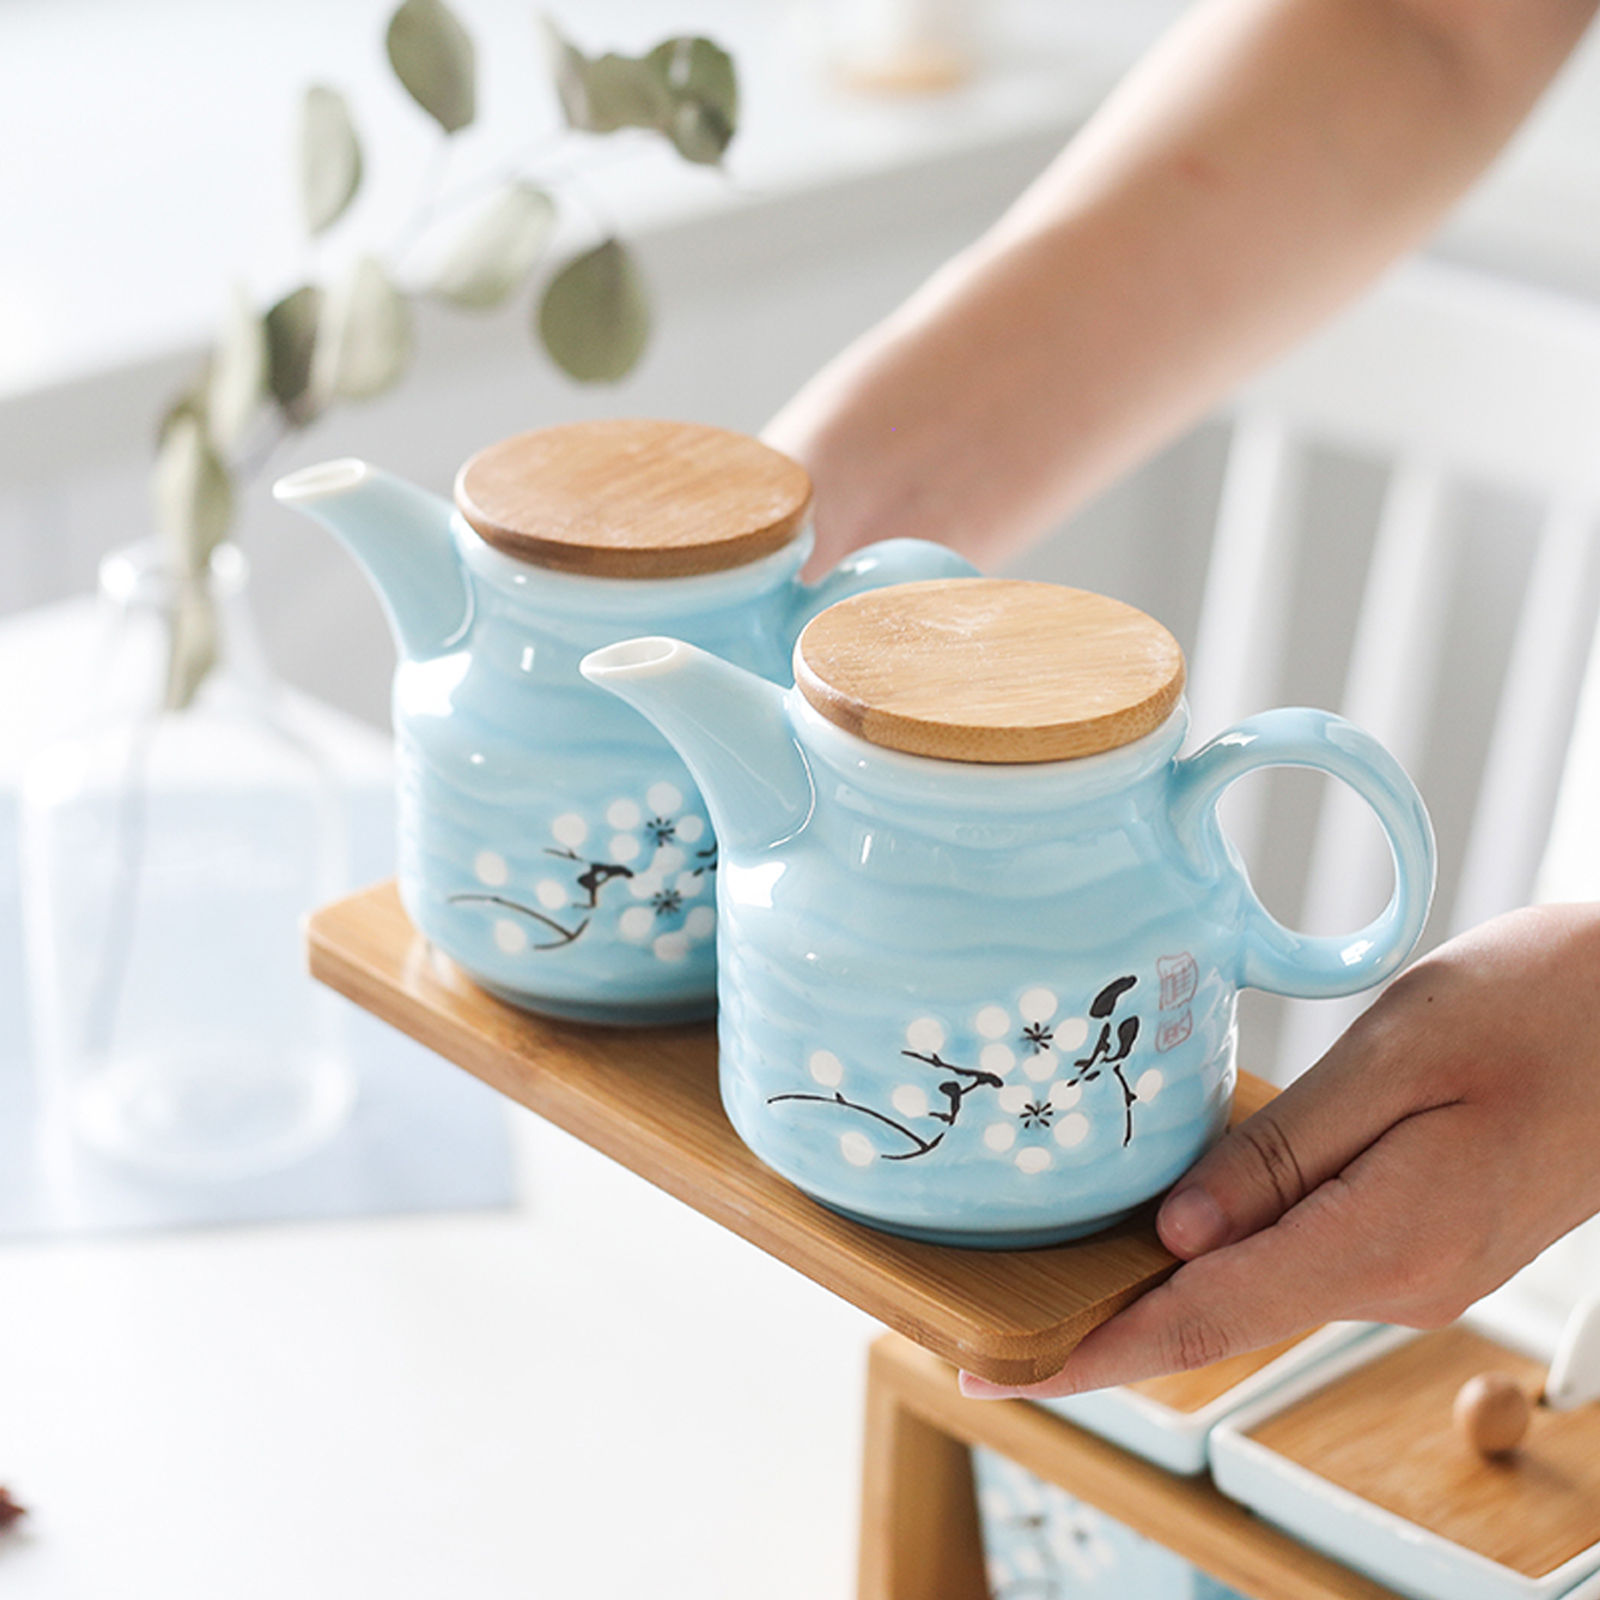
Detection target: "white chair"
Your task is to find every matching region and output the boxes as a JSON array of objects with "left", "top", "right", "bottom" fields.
[{"left": 1184, "top": 258, "right": 1600, "bottom": 1082}]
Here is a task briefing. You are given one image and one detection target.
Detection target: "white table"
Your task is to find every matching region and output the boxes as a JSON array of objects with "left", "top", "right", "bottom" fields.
[
  {"left": 0, "top": 598, "right": 877, "bottom": 1597},
  {"left": 0, "top": 1108, "right": 879, "bottom": 1599}
]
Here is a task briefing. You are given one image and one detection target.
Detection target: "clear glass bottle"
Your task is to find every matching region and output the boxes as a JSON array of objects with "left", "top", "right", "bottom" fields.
[{"left": 20, "top": 540, "right": 355, "bottom": 1179}]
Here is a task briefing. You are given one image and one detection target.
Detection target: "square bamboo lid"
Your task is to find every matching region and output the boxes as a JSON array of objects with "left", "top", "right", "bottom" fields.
[
  {"left": 454, "top": 418, "right": 813, "bottom": 578},
  {"left": 1248, "top": 1326, "right": 1600, "bottom": 1579},
  {"left": 795, "top": 579, "right": 1186, "bottom": 762}
]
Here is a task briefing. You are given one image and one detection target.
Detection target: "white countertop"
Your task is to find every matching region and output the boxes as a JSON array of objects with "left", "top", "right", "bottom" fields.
[{"left": 0, "top": 1109, "right": 879, "bottom": 1600}]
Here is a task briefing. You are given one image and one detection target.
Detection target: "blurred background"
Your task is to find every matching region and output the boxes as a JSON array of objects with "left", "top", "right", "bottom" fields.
[{"left": 3, "top": 2, "right": 1600, "bottom": 1596}]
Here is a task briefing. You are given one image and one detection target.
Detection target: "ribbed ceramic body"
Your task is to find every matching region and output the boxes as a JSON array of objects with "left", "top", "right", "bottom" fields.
[
  {"left": 710, "top": 694, "right": 1434, "bottom": 1245},
  {"left": 716, "top": 700, "right": 1249, "bottom": 1244},
  {"left": 393, "top": 520, "right": 970, "bottom": 1024},
  {"left": 583, "top": 634, "right": 1435, "bottom": 1243}
]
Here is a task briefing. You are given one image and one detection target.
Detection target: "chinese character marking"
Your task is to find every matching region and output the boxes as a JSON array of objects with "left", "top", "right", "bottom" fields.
[
  {"left": 1157, "top": 952, "right": 1198, "bottom": 1010},
  {"left": 1156, "top": 1010, "right": 1192, "bottom": 1052}
]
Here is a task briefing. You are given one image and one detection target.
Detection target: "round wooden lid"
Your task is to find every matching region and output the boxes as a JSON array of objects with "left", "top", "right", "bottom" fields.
[
  {"left": 795, "top": 579, "right": 1186, "bottom": 763},
  {"left": 454, "top": 419, "right": 813, "bottom": 578}
]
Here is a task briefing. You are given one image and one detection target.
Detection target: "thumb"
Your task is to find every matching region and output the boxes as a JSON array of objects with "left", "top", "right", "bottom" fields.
[{"left": 1156, "top": 1031, "right": 1420, "bottom": 1259}]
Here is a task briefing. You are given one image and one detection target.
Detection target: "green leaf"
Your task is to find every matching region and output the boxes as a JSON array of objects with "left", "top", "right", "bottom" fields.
[
  {"left": 541, "top": 15, "right": 590, "bottom": 127},
  {"left": 537, "top": 238, "right": 649, "bottom": 384},
  {"left": 386, "top": 0, "right": 475, "bottom": 133},
  {"left": 300, "top": 84, "right": 363, "bottom": 234},
  {"left": 667, "top": 97, "right": 730, "bottom": 166},
  {"left": 430, "top": 183, "right": 556, "bottom": 309},
  {"left": 157, "top": 384, "right": 208, "bottom": 450},
  {"left": 316, "top": 256, "right": 413, "bottom": 401},
  {"left": 566, "top": 52, "right": 673, "bottom": 134},
  {"left": 151, "top": 413, "right": 234, "bottom": 577},
  {"left": 646, "top": 37, "right": 737, "bottom": 164},
  {"left": 265, "top": 284, "right": 325, "bottom": 425},
  {"left": 543, "top": 23, "right": 738, "bottom": 162},
  {"left": 206, "top": 284, "right": 267, "bottom": 451},
  {"left": 164, "top": 580, "right": 220, "bottom": 712}
]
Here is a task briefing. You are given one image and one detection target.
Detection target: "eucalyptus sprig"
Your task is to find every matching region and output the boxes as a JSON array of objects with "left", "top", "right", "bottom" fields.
[{"left": 151, "top": 0, "right": 739, "bottom": 710}]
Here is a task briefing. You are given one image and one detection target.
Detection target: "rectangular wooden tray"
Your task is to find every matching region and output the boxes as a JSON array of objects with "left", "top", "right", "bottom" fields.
[{"left": 307, "top": 881, "right": 1275, "bottom": 1385}]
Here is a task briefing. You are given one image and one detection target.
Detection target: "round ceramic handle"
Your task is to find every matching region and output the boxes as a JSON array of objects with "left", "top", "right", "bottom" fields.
[{"left": 1168, "top": 707, "right": 1436, "bottom": 999}]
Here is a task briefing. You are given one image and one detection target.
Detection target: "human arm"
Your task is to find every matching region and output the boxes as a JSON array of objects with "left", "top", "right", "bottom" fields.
[
  {"left": 958, "top": 902, "right": 1600, "bottom": 1399},
  {"left": 765, "top": 0, "right": 1598, "bottom": 573}
]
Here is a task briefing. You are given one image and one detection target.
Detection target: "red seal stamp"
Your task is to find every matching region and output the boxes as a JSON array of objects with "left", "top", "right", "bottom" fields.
[{"left": 1156, "top": 1010, "right": 1193, "bottom": 1052}]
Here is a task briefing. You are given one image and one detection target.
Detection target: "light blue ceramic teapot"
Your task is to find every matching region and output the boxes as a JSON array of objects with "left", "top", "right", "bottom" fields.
[
  {"left": 273, "top": 420, "right": 974, "bottom": 1024},
  {"left": 581, "top": 579, "right": 1435, "bottom": 1247}
]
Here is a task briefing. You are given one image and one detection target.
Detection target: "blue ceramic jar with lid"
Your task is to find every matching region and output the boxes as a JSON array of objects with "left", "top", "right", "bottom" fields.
[
  {"left": 582, "top": 578, "right": 1435, "bottom": 1245},
  {"left": 274, "top": 420, "right": 974, "bottom": 1024}
]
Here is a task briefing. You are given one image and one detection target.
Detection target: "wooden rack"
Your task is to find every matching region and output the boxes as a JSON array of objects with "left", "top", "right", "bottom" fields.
[{"left": 859, "top": 1333, "right": 1400, "bottom": 1600}]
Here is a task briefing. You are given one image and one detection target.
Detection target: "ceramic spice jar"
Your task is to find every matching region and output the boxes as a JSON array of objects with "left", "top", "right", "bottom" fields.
[
  {"left": 272, "top": 420, "right": 974, "bottom": 1024},
  {"left": 1210, "top": 1320, "right": 1600, "bottom": 1600},
  {"left": 581, "top": 578, "right": 1436, "bottom": 1246}
]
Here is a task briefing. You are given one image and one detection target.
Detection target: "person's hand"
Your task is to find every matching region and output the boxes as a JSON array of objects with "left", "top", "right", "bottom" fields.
[{"left": 959, "top": 901, "right": 1600, "bottom": 1400}]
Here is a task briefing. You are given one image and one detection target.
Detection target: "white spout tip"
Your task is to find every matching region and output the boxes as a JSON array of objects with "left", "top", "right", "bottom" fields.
[
  {"left": 272, "top": 458, "right": 371, "bottom": 505},
  {"left": 580, "top": 636, "right": 690, "bottom": 683}
]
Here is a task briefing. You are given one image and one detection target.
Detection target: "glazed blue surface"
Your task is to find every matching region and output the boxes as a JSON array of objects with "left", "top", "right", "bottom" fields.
[
  {"left": 274, "top": 461, "right": 973, "bottom": 1023},
  {"left": 974, "top": 1446, "right": 1248, "bottom": 1599},
  {"left": 582, "top": 636, "right": 1436, "bottom": 1246}
]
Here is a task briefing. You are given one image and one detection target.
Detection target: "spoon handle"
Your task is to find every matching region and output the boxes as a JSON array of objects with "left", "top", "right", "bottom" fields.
[{"left": 1544, "top": 1295, "right": 1600, "bottom": 1409}]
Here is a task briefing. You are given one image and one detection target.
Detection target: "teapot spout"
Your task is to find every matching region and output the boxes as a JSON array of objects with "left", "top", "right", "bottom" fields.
[
  {"left": 581, "top": 638, "right": 812, "bottom": 856},
  {"left": 272, "top": 459, "right": 470, "bottom": 660}
]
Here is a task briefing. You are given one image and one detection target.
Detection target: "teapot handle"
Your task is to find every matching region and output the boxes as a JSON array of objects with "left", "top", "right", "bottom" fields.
[
  {"left": 1167, "top": 707, "right": 1436, "bottom": 999},
  {"left": 785, "top": 539, "right": 978, "bottom": 643}
]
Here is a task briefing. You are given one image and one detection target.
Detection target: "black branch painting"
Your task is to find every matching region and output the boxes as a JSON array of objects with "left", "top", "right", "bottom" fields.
[
  {"left": 768, "top": 975, "right": 1154, "bottom": 1168},
  {"left": 447, "top": 797, "right": 717, "bottom": 954}
]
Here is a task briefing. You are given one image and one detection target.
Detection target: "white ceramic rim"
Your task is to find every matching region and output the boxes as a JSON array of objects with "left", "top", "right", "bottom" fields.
[
  {"left": 785, "top": 686, "right": 1193, "bottom": 810},
  {"left": 1209, "top": 1325, "right": 1600, "bottom": 1600}
]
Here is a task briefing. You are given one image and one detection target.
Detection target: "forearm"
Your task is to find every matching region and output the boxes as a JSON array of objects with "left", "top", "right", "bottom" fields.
[{"left": 769, "top": 0, "right": 1596, "bottom": 570}]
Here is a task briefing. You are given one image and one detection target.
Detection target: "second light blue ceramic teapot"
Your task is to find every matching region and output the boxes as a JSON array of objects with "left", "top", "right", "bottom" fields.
[
  {"left": 582, "top": 579, "right": 1436, "bottom": 1247},
  {"left": 273, "top": 420, "right": 974, "bottom": 1024}
]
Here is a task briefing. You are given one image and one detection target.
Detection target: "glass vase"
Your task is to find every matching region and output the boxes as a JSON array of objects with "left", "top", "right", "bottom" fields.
[{"left": 20, "top": 540, "right": 355, "bottom": 1179}]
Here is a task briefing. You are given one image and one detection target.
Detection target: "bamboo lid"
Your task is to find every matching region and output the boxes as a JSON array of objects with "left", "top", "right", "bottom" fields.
[
  {"left": 1250, "top": 1326, "right": 1600, "bottom": 1580},
  {"left": 454, "top": 419, "right": 813, "bottom": 578},
  {"left": 795, "top": 579, "right": 1186, "bottom": 763}
]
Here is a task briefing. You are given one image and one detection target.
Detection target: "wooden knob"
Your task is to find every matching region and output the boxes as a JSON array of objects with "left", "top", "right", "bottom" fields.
[{"left": 1454, "top": 1372, "right": 1532, "bottom": 1457}]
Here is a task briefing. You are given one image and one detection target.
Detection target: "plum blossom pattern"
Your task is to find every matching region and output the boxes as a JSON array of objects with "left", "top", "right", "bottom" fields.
[
  {"left": 969, "top": 988, "right": 1094, "bottom": 1176},
  {"left": 768, "top": 975, "right": 1167, "bottom": 1175},
  {"left": 974, "top": 1447, "right": 1248, "bottom": 1599},
  {"left": 446, "top": 781, "right": 716, "bottom": 963},
  {"left": 975, "top": 1448, "right": 1119, "bottom": 1597}
]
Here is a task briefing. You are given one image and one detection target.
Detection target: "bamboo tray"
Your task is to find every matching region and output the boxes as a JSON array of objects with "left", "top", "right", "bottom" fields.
[{"left": 306, "top": 881, "right": 1276, "bottom": 1385}]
